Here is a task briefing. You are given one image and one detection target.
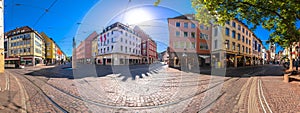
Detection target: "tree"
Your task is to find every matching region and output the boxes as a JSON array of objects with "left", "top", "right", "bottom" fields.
[{"left": 190, "top": 0, "right": 300, "bottom": 71}]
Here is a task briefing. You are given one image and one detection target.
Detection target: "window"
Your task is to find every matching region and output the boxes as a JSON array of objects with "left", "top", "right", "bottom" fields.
[
  {"left": 191, "top": 23, "right": 196, "bottom": 28},
  {"left": 232, "top": 42, "right": 236, "bottom": 50},
  {"left": 125, "top": 40, "right": 127, "bottom": 44},
  {"left": 174, "top": 42, "right": 179, "bottom": 48},
  {"left": 180, "top": 42, "right": 185, "bottom": 48},
  {"left": 121, "top": 38, "right": 123, "bottom": 42},
  {"left": 101, "top": 48, "right": 103, "bottom": 53},
  {"left": 125, "top": 47, "right": 127, "bottom": 53},
  {"left": 176, "top": 31, "right": 180, "bottom": 37},
  {"left": 111, "top": 45, "right": 114, "bottom": 51},
  {"left": 191, "top": 32, "right": 195, "bottom": 38},
  {"left": 176, "top": 22, "right": 180, "bottom": 27},
  {"left": 237, "top": 33, "right": 241, "bottom": 40},
  {"left": 214, "top": 27, "right": 218, "bottom": 36},
  {"left": 225, "top": 27, "right": 230, "bottom": 36},
  {"left": 226, "top": 40, "right": 230, "bottom": 49},
  {"left": 242, "top": 46, "right": 244, "bottom": 52},
  {"left": 200, "top": 25, "right": 204, "bottom": 29},
  {"left": 121, "top": 46, "right": 123, "bottom": 51},
  {"left": 249, "top": 40, "right": 251, "bottom": 46},
  {"left": 232, "top": 30, "right": 236, "bottom": 38},
  {"left": 214, "top": 40, "right": 218, "bottom": 49},
  {"left": 246, "top": 38, "right": 248, "bottom": 44},
  {"left": 192, "top": 42, "right": 195, "bottom": 49},
  {"left": 242, "top": 36, "right": 245, "bottom": 42},
  {"left": 184, "top": 32, "right": 188, "bottom": 37},
  {"left": 232, "top": 22, "right": 236, "bottom": 28},
  {"left": 246, "top": 30, "right": 248, "bottom": 35},
  {"left": 246, "top": 47, "right": 248, "bottom": 53},
  {"left": 237, "top": 44, "right": 240, "bottom": 52},
  {"left": 200, "top": 33, "right": 209, "bottom": 39},
  {"left": 249, "top": 48, "right": 251, "bottom": 54},
  {"left": 186, "top": 42, "right": 190, "bottom": 49},
  {"left": 200, "top": 42, "right": 208, "bottom": 50},
  {"left": 226, "top": 21, "right": 230, "bottom": 25},
  {"left": 238, "top": 25, "right": 241, "bottom": 30},
  {"left": 242, "top": 28, "right": 245, "bottom": 33},
  {"left": 184, "top": 22, "right": 188, "bottom": 28}
]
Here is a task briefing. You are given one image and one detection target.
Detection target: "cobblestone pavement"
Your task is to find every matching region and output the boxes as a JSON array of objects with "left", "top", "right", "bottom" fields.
[
  {"left": 259, "top": 76, "right": 300, "bottom": 113},
  {"left": 0, "top": 72, "right": 27, "bottom": 113},
  {"left": 3, "top": 64, "right": 300, "bottom": 112}
]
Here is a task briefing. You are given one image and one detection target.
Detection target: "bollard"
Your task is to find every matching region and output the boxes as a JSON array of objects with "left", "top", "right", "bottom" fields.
[{"left": 283, "top": 73, "right": 289, "bottom": 83}]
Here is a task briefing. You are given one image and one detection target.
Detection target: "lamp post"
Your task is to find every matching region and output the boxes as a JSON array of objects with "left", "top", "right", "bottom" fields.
[
  {"left": 224, "top": 40, "right": 229, "bottom": 68},
  {"left": 182, "top": 48, "right": 187, "bottom": 71},
  {"left": 296, "top": 46, "right": 299, "bottom": 71}
]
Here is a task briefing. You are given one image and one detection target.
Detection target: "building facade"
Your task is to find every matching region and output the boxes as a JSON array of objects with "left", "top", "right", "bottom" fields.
[
  {"left": 0, "top": 0, "right": 4, "bottom": 72},
  {"left": 96, "top": 22, "right": 142, "bottom": 65},
  {"left": 252, "top": 34, "right": 263, "bottom": 65},
  {"left": 269, "top": 43, "right": 276, "bottom": 63},
  {"left": 212, "top": 19, "right": 255, "bottom": 68},
  {"left": 134, "top": 26, "right": 157, "bottom": 64},
  {"left": 76, "top": 31, "right": 98, "bottom": 64},
  {"left": 5, "top": 26, "right": 45, "bottom": 66},
  {"left": 40, "top": 32, "right": 56, "bottom": 64},
  {"left": 168, "top": 14, "right": 211, "bottom": 69},
  {"left": 91, "top": 34, "right": 98, "bottom": 64}
]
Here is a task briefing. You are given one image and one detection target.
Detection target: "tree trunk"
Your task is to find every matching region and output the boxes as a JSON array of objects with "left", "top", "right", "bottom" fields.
[{"left": 289, "top": 46, "right": 293, "bottom": 71}]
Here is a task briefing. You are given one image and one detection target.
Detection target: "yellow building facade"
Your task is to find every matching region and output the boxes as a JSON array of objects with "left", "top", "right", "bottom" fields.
[
  {"left": 212, "top": 19, "right": 261, "bottom": 68},
  {"left": 40, "top": 32, "right": 56, "bottom": 64},
  {"left": 91, "top": 36, "right": 98, "bottom": 63}
]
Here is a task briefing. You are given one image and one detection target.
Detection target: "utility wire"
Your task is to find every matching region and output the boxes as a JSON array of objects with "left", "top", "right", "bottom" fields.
[{"left": 33, "top": 0, "right": 58, "bottom": 28}]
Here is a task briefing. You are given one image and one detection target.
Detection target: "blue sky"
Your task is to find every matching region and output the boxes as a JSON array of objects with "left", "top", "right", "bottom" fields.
[{"left": 4, "top": 0, "right": 298, "bottom": 56}]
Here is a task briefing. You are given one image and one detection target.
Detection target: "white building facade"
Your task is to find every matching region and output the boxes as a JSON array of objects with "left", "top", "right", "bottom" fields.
[{"left": 96, "top": 22, "right": 142, "bottom": 65}]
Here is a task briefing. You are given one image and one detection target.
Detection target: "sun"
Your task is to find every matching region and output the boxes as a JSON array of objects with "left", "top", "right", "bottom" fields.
[{"left": 123, "top": 8, "right": 153, "bottom": 25}]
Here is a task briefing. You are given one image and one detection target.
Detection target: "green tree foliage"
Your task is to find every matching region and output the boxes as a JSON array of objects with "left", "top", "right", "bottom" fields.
[
  {"left": 191, "top": 0, "right": 300, "bottom": 70},
  {"left": 191, "top": 0, "right": 300, "bottom": 46}
]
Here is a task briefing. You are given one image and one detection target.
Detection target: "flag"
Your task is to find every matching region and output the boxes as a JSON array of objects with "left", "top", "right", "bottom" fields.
[{"left": 100, "top": 35, "right": 103, "bottom": 42}]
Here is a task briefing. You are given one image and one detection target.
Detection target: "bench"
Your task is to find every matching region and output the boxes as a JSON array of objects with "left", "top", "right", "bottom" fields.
[{"left": 283, "top": 70, "right": 300, "bottom": 83}]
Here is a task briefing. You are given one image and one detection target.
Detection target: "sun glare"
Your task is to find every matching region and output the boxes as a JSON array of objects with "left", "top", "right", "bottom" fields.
[{"left": 123, "top": 8, "right": 153, "bottom": 25}]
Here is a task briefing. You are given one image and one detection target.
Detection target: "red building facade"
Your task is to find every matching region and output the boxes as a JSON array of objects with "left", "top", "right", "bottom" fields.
[
  {"left": 134, "top": 26, "right": 157, "bottom": 64},
  {"left": 168, "top": 14, "right": 212, "bottom": 68}
]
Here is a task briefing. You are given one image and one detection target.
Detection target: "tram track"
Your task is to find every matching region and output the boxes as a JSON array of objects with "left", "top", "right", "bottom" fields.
[{"left": 7, "top": 68, "right": 234, "bottom": 111}]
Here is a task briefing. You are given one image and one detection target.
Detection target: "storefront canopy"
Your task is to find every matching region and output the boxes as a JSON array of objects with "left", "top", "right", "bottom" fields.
[{"left": 199, "top": 55, "right": 210, "bottom": 59}]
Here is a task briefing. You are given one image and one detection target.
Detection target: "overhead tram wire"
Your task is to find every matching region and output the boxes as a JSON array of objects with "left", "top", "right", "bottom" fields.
[{"left": 33, "top": 0, "right": 58, "bottom": 28}]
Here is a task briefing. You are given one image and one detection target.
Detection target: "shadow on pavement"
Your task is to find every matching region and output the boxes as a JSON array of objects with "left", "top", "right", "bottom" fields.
[
  {"left": 170, "top": 64, "right": 285, "bottom": 77},
  {"left": 24, "top": 63, "right": 165, "bottom": 81}
]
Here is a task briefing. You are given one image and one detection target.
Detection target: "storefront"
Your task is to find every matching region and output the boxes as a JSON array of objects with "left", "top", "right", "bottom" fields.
[{"left": 97, "top": 54, "right": 142, "bottom": 65}]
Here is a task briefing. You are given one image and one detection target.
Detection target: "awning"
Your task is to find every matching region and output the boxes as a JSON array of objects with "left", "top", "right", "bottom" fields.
[
  {"left": 5, "top": 58, "right": 19, "bottom": 60},
  {"left": 199, "top": 55, "right": 210, "bottom": 59}
]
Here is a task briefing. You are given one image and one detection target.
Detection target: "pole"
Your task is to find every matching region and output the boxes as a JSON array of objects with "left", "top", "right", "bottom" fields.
[{"left": 0, "top": 0, "right": 4, "bottom": 73}]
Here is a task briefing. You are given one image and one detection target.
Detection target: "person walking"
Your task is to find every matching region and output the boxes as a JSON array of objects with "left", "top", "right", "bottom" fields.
[{"left": 295, "top": 58, "right": 299, "bottom": 71}]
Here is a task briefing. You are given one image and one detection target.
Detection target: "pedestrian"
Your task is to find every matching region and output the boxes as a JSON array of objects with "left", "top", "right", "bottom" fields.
[{"left": 295, "top": 58, "right": 299, "bottom": 71}]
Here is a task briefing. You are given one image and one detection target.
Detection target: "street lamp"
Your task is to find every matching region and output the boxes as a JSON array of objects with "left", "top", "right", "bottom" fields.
[
  {"left": 296, "top": 46, "right": 299, "bottom": 71},
  {"left": 182, "top": 48, "right": 187, "bottom": 71}
]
